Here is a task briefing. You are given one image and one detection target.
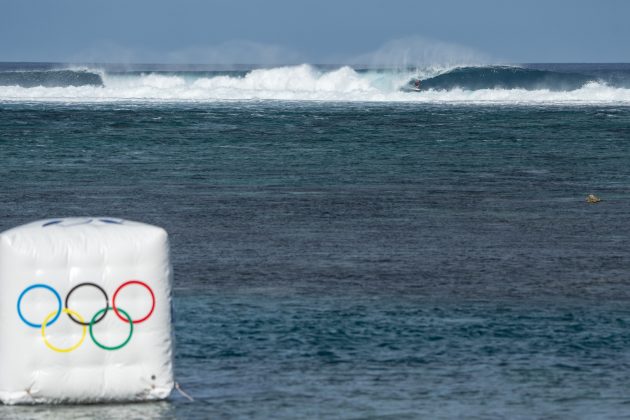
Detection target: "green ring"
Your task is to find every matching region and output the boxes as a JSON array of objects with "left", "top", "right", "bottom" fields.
[{"left": 89, "top": 307, "right": 134, "bottom": 350}]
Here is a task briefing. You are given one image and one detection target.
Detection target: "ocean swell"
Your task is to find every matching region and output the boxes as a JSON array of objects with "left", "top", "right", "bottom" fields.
[
  {"left": 0, "top": 69, "right": 103, "bottom": 88},
  {"left": 1, "top": 64, "right": 630, "bottom": 104}
]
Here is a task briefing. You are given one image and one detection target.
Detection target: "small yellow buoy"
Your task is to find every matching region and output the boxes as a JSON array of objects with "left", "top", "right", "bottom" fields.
[{"left": 586, "top": 194, "right": 601, "bottom": 204}]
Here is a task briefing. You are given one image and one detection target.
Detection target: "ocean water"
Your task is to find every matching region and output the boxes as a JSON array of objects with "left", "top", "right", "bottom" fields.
[{"left": 1, "top": 63, "right": 630, "bottom": 418}]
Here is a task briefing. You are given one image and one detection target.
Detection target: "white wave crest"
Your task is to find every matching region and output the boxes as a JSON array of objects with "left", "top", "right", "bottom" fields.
[{"left": 1, "top": 64, "right": 630, "bottom": 105}]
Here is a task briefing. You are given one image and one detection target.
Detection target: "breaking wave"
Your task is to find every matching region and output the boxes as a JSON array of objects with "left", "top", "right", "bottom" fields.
[
  {"left": 414, "top": 66, "right": 594, "bottom": 91},
  {"left": 1, "top": 64, "right": 630, "bottom": 104}
]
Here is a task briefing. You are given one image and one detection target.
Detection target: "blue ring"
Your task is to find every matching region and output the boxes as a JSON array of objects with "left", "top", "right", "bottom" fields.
[{"left": 17, "top": 284, "right": 62, "bottom": 328}]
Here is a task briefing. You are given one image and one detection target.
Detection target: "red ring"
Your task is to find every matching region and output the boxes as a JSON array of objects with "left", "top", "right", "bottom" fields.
[{"left": 112, "top": 280, "right": 155, "bottom": 324}]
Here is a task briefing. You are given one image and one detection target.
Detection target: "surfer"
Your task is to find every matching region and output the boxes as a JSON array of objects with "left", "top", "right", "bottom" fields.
[{"left": 414, "top": 79, "right": 421, "bottom": 90}]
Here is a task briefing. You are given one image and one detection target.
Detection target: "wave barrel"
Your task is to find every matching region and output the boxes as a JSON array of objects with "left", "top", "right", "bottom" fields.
[{"left": 0, "top": 218, "right": 174, "bottom": 404}]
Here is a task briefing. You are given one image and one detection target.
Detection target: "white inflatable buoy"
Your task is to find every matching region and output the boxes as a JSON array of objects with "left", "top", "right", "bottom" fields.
[{"left": 0, "top": 218, "right": 174, "bottom": 404}]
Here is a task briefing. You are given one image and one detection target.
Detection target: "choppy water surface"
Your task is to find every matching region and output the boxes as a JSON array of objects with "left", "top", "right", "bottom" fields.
[{"left": 1, "top": 101, "right": 630, "bottom": 418}]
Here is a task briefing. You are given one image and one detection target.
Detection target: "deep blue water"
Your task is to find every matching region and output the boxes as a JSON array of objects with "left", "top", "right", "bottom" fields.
[{"left": 1, "top": 99, "right": 630, "bottom": 418}]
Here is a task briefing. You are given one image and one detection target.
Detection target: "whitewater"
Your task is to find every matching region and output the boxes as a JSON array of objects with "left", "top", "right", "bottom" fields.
[{"left": 2, "top": 63, "right": 630, "bottom": 104}]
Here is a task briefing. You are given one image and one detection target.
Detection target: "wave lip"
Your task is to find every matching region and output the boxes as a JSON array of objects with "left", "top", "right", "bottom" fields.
[
  {"left": 0, "top": 70, "right": 103, "bottom": 88},
  {"left": 416, "top": 66, "right": 594, "bottom": 92}
]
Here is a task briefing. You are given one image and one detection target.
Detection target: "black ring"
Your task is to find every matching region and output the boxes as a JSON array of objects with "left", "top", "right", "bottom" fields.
[{"left": 65, "top": 282, "right": 109, "bottom": 326}]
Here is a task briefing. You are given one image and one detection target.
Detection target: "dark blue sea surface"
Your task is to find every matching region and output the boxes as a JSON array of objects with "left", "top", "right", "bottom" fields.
[{"left": 1, "top": 99, "right": 630, "bottom": 418}]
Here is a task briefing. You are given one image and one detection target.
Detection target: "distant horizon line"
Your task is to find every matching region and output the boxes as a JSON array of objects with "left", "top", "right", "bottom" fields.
[{"left": 1, "top": 61, "right": 629, "bottom": 72}]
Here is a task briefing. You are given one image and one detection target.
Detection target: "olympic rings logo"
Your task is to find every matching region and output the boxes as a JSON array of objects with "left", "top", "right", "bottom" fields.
[{"left": 17, "top": 281, "right": 155, "bottom": 353}]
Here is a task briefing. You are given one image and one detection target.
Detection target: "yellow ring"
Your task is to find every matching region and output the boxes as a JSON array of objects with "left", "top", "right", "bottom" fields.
[{"left": 41, "top": 308, "right": 87, "bottom": 353}]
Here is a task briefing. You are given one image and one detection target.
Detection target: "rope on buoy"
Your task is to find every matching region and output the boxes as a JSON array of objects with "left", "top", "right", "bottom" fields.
[{"left": 175, "top": 382, "right": 194, "bottom": 402}]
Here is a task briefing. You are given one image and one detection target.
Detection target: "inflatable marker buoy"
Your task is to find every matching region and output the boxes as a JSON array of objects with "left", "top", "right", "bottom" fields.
[{"left": 0, "top": 218, "right": 174, "bottom": 404}]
